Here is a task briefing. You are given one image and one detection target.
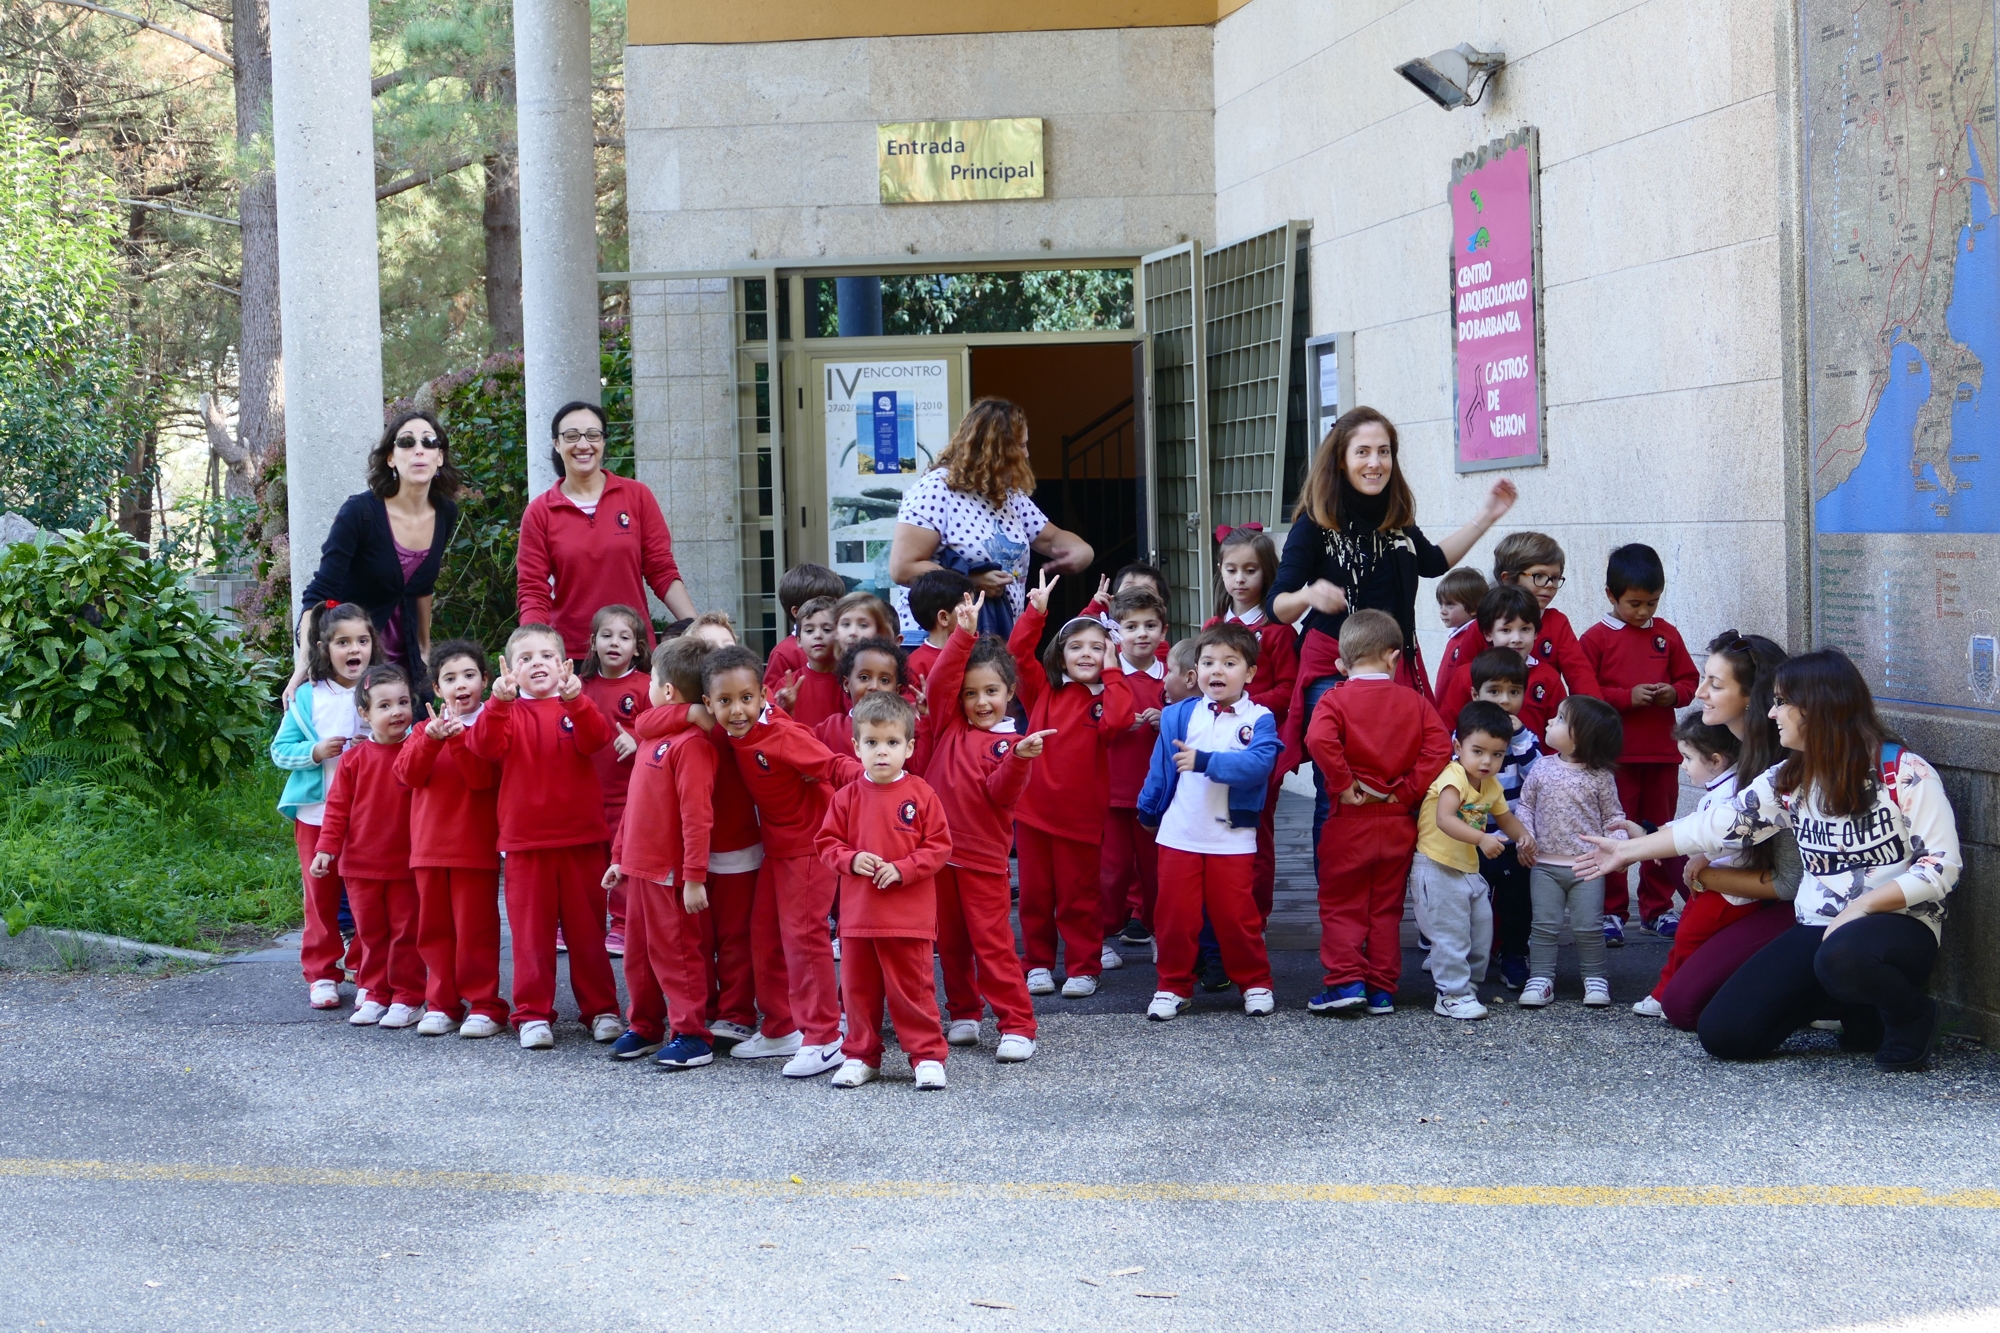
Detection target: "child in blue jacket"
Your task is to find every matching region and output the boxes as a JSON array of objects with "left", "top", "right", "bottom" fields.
[{"left": 1136, "top": 623, "right": 1283, "bottom": 1020}]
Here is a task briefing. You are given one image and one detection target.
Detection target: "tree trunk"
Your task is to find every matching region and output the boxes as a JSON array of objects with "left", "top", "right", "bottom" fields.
[
  {"left": 118, "top": 427, "right": 156, "bottom": 544},
  {"left": 483, "top": 67, "right": 523, "bottom": 354},
  {"left": 232, "top": 0, "right": 282, "bottom": 489}
]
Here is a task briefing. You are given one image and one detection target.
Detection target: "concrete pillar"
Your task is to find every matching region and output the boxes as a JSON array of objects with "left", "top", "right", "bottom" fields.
[
  {"left": 268, "top": 0, "right": 384, "bottom": 624},
  {"left": 514, "top": 0, "right": 602, "bottom": 496}
]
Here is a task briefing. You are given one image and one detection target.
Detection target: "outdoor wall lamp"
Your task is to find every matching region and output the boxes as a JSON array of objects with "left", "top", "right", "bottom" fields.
[{"left": 1395, "top": 44, "right": 1506, "bottom": 109}]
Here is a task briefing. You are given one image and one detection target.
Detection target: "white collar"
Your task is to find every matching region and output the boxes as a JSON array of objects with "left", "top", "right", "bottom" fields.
[
  {"left": 1227, "top": 605, "right": 1266, "bottom": 627},
  {"left": 1705, "top": 770, "right": 1735, "bottom": 792},
  {"left": 1121, "top": 655, "right": 1166, "bottom": 679},
  {"left": 1347, "top": 671, "right": 1392, "bottom": 681},
  {"left": 978, "top": 716, "right": 1019, "bottom": 734},
  {"left": 1524, "top": 652, "right": 1542, "bottom": 668},
  {"left": 1443, "top": 620, "right": 1476, "bottom": 640},
  {"left": 1059, "top": 674, "right": 1107, "bottom": 695},
  {"left": 452, "top": 704, "right": 484, "bottom": 726},
  {"left": 1201, "top": 695, "right": 1248, "bottom": 715},
  {"left": 595, "top": 666, "right": 637, "bottom": 681},
  {"left": 1599, "top": 612, "right": 1652, "bottom": 631},
  {"left": 866, "top": 770, "right": 908, "bottom": 786}
]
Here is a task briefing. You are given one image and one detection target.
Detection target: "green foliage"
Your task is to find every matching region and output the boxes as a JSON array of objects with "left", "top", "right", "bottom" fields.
[
  {"left": 0, "top": 519, "right": 276, "bottom": 789},
  {"left": 0, "top": 99, "right": 158, "bottom": 529},
  {"left": 0, "top": 766, "right": 301, "bottom": 949},
  {"left": 809, "top": 269, "right": 1136, "bottom": 337}
]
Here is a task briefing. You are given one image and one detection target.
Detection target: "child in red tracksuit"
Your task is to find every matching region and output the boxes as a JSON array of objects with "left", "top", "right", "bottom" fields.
[
  {"left": 903, "top": 568, "right": 974, "bottom": 692},
  {"left": 1579, "top": 542, "right": 1698, "bottom": 941},
  {"left": 1204, "top": 524, "right": 1298, "bottom": 920},
  {"left": 1438, "top": 584, "right": 1567, "bottom": 741},
  {"left": 682, "top": 617, "right": 767, "bottom": 1050},
  {"left": 913, "top": 594, "right": 1049, "bottom": 1062},
  {"left": 1429, "top": 567, "right": 1489, "bottom": 725},
  {"left": 703, "top": 644, "right": 862, "bottom": 1079},
  {"left": 395, "top": 639, "right": 506, "bottom": 1038},
  {"left": 766, "top": 562, "right": 846, "bottom": 681},
  {"left": 312, "top": 664, "right": 425, "bottom": 1029},
  {"left": 1493, "top": 530, "right": 1602, "bottom": 703},
  {"left": 1304, "top": 610, "right": 1452, "bottom": 1015},
  {"left": 771, "top": 595, "right": 844, "bottom": 731},
  {"left": 605, "top": 637, "right": 720, "bottom": 1070},
  {"left": 467, "top": 625, "right": 623, "bottom": 1051},
  {"left": 818, "top": 691, "right": 954, "bottom": 1090},
  {"left": 812, "top": 638, "right": 908, "bottom": 754},
  {"left": 1101, "top": 587, "right": 1169, "bottom": 960},
  {"left": 578, "top": 604, "right": 649, "bottom": 955},
  {"left": 1011, "top": 570, "right": 1135, "bottom": 999}
]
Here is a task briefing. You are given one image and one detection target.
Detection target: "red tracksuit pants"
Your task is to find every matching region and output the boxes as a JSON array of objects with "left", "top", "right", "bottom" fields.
[
  {"left": 294, "top": 818, "right": 350, "bottom": 987},
  {"left": 414, "top": 867, "right": 506, "bottom": 1023},
  {"left": 504, "top": 843, "right": 619, "bottom": 1028},
  {"left": 937, "top": 865, "right": 1037, "bottom": 1037},
  {"left": 1155, "top": 847, "right": 1271, "bottom": 997},
  {"left": 345, "top": 876, "right": 424, "bottom": 1008},
  {"left": 1608, "top": 762, "right": 1684, "bottom": 923},
  {"left": 1651, "top": 888, "right": 1764, "bottom": 996},
  {"left": 705, "top": 867, "right": 759, "bottom": 1029},
  {"left": 605, "top": 807, "right": 627, "bottom": 936},
  {"left": 753, "top": 854, "right": 841, "bottom": 1046},
  {"left": 841, "top": 936, "right": 948, "bottom": 1068},
  {"left": 1017, "top": 824, "right": 1105, "bottom": 977},
  {"left": 624, "top": 877, "right": 712, "bottom": 1043},
  {"left": 1098, "top": 808, "right": 1159, "bottom": 935},
  {"left": 1253, "top": 777, "right": 1281, "bottom": 922},
  {"left": 1316, "top": 802, "right": 1418, "bottom": 993}
]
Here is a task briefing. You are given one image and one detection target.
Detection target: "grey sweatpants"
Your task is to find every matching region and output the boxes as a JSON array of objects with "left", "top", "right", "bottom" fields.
[
  {"left": 1409, "top": 854, "right": 1490, "bottom": 997},
  {"left": 1528, "top": 862, "right": 1609, "bottom": 980}
]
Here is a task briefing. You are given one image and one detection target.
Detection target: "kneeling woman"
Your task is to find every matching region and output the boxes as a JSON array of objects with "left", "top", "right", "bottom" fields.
[{"left": 1579, "top": 648, "right": 1960, "bottom": 1071}]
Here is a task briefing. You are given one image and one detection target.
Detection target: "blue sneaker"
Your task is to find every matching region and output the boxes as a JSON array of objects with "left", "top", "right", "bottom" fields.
[
  {"left": 1603, "top": 914, "right": 1626, "bottom": 949},
  {"left": 1366, "top": 989, "right": 1395, "bottom": 1015},
  {"left": 655, "top": 1034, "right": 714, "bottom": 1069},
  {"left": 1308, "top": 981, "right": 1368, "bottom": 1014},
  {"left": 1500, "top": 954, "right": 1529, "bottom": 990},
  {"left": 1646, "top": 912, "right": 1680, "bottom": 940},
  {"left": 607, "top": 1029, "right": 663, "bottom": 1060}
]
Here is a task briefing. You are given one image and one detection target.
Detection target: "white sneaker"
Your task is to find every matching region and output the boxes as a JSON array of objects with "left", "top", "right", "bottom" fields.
[
  {"left": 349, "top": 1000, "right": 387, "bottom": 1027},
  {"left": 308, "top": 980, "right": 341, "bottom": 1010},
  {"left": 1632, "top": 994, "right": 1665, "bottom": 1018},
  {"left": 782, "top": 1041, "right": 845, "bottom": 1078},
  {"left": 1433, "top": 992, "right": 1490, "bottom": 1021},
  {"left": 1582, "top": 978, "right": 1611, "bottom": 1008},
  {"left": 1147, "top": 990, "right": 1188, "bottom": 1022},
  {"left": 591, "top": 1013, "right": 624, "bottom": 1042},
  {"left": 1099, "top": 943, "right": 1125, "bottom": 971},
  {"left": 729, "top": 1029, "right": 804, "bottom": 1060},
  {"left": 415, "top": 1010, "right": 456, "bottom": 1036},
  {"left": 1243, "top": 987, "right": 1275, "bottom": 1017},
  {"left": 1060, "top": 974, "right": 1098, "bottom": 998},
  {"left": 1025, "top": 968, "right": 1056, "bottom": 996},
  {"left": 459, "top": 1014, "right": 502, "bottom": 1039},
  {"left": 913, "top": 1060, "right": 947, "bottom": 1091},
  {"left": 946, "top": 1019, "right": 981, "bottom": 1046},
  {"left": 1519, "top": 978, "right": 1555, "bottom": 1008},
  {"left": 379, "top": 1003, "right": 421, "bottom": 1029},
  {"left": 708, "top": 1019, "right": 755, "bottom": 1044},
  {"left": 995, "top": 1033, "right": 1036, "bottom": 1062},
  {"left": 518, "top": 1020, "right": 555, "bottom": 1050},
  {"left": 830, "top": 1058, "right": 877, "bottom": 1089}
]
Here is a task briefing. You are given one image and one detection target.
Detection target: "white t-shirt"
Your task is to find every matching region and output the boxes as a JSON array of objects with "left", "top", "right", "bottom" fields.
[
  {"left": 295, "top": 680, "right": 362, "bottom": 826},
  {"left": 893, "top": 468, "right": 1047, "bottom": 635}
]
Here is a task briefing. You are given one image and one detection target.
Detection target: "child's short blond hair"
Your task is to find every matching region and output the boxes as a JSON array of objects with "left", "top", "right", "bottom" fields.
[
  {"left": 851, "top": 689, "right": 916, "bottom": 743},
  {"left": 832, "top": 590, "right": 897, "bottom": 639},
  {"left": 1166, "top": 636, "right": 1201, "bottom": 676},
  {"left": 1337, "top": 609, "right": 1402, "bottom": 666},
  {"left": 687, "top": 609, "right": 738, "bottom": 643},
  {"left": 652, "top": 637, "right": 709, "bottom": 700},
  {"left": 1493, "top": 531, "right": 1566, "bottom": 582},
  {"left": 505, "top": 623, "right": 564, "bottom": 661}
]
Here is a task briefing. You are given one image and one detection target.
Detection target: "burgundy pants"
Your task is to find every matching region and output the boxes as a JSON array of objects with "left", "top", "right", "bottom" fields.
[{"left": 1659, "top": 899, "right": 1797, "bottom": 1031}]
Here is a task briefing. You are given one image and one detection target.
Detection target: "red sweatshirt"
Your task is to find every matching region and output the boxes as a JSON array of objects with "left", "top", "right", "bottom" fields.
[
  {"left": 767, "top": 633, "right": 805, "bottom": 680},
  {"left": 814, "top": 707, "right": 858, "bottom": 757},
  {"left": 1578, "top": 614, "right": 1699, "bottom": 764},
  {"left": 905, "top": 640, "right": 944, "bottom": 692},
  {"left": 725, "top": 707, "right": 864, "bottom": 857},
  {"left": 315, "top": 735, "right": 414, "bottom": 880},
  {"left": 1009, "top": 604, "right": 1135, "bottom": 842},
  {"left": 1432, "top": 622, "right": 1488, "bottom": 734},
  {"left": 1106, "top": 659, "right": 1166, "bottom": 808},
  {"left": 394, "top": 720, "right": 499, "bottom": 869},
  {"left": 777, "top": 663, "right": 846, "bottom": 732},
  {"left": 579, "top": 671, "right": 644, "bottom": 834},
  {"left": 815, "top": 774, "right": 950, "bottom": 938},
  {"left": 515, "top": 472, "right": 683, "bottom": 658},
  {"left": 1204, "top": 610, "right": 1299, "bottom": 725},
  {"left": 702, "top": 724, "right": 762, "bottom": 855},
  {"left": 1519, "top": 656, "right": 1567, "bottom": 745},
  {"left": 467, "top": 692, "right": 616, "bottom": 852},
  {"left": 1304, "top": 678, "right": 1452, "bottom": 807},
  {"left": 1535, "top": 606, "right": 1602, "bottom": 700},
  {"left": 614, "top": 706, "right": 716, "bottom": 886},
  {"left": 913, "top": 627, "right": 1035, "bottom": 874}
]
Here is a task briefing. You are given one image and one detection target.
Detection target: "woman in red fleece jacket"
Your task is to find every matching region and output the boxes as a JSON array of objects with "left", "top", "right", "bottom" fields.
[
  {"left": 312, "top": 665, "right": 425, "bottom": 1029},
  {"left": 515, "top": 402, "right": 696, "bottom": 661},
  {"left": 1010, "top": 571, "right": 1133, "bottom": 999}
]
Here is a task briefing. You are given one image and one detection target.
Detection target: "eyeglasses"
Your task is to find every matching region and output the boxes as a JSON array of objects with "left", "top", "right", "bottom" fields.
[
  {"left": 393, "top": 433, "right": 438, "bottom": 449},
  {"left": 1717, "top": 632, "right": 1752, "bottom": 653},
  {"left": 558, "top": 428, "right": 606, "bottom": 445},
  {"left": 1525, "top": 572, "right": 1565, "bottom": 589}
]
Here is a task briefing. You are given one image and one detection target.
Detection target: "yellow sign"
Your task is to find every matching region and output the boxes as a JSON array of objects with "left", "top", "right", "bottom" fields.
[{"left": 878, "top": 118, "right": 1045, "bottom": 204}]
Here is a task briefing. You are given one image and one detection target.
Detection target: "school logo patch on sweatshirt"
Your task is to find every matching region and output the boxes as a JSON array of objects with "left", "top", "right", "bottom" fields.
[
  {"left": 989, "top": 738, "right": 1012, "bottom": 759},
  {"left": 1532, "top": 682, "right": 1547, "bottom": 702},
  {"left": 559, "top": 715, "right": 574, "bottom": 732},
  {"left": 619, "top": 694, "right": 637, "bottom": 716},
  {"left": 653, "top": 741, "right": 670, "bottom": 761},
  {"left": 898, "top": 800, "right": 918, "bottom": 827},
  {"left": 1091, "top": 701, "right": 1104, "bottom": 721},
  {"left": 754, "top": 751, "right": 770, "bottom": 770},
  {"left": 617, "top": 511, "right": 631, "bottom": 528},
  {"left": 1654, "top": 635, "right": 1667, "bottom": 652},
  {"left": 1237, "top": 723, "right": 1254, "bottom": 745},
  {"left": 1539, "top": 638, "right": 1554, "bottom": 658}
]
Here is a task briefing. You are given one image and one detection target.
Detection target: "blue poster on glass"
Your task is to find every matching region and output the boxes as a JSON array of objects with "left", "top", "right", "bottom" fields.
[{"left": 871, "top": 392, "right": 900, "bottom": 474}]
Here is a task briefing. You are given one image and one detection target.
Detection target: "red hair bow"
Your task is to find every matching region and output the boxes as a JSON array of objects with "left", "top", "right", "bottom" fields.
[{"left": 1213, "top": 521, "right": 1265, "bottom": 544}]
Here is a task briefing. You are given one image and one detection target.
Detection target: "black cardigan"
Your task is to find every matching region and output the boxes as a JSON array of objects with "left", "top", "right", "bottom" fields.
[
  {"left": 1269, "top": 515, "right": 1448, "bottom": 655},
  {"left": 300, "top": 491, "right": 458, "bottom": 690}
]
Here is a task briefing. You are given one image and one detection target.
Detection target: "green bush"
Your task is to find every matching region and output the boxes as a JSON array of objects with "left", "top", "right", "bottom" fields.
[{"left": 0, "top": 518, "right": 276, "bottom": 788}]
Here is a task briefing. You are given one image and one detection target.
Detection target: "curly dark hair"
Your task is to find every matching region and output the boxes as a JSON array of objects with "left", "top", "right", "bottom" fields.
[
  {"left": 836, "top": 637, "right": 909, "bottom": 693},
  {"left": 369, "top": 409, "right": 461, "bottom": 502}
]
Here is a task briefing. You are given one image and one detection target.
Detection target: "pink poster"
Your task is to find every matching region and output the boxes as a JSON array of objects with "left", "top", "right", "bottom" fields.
[{"left": 1450, "top": 130, "right": 1544, "bottom": 469}]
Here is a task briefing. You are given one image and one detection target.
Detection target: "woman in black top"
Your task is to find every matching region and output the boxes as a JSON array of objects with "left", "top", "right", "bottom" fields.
[
  {"left": 1271, "top": 406, "right": 1516, "bottom": 843},
  {"left": 288, "top": 410, "right": 460, "bottom": 704}
]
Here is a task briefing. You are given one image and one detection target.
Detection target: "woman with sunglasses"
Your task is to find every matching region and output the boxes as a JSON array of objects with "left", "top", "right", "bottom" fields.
[
  {"left": 516, "top": 401, "right": 697, "bottom": 662},
  {"left": 1578, "top": 648, "right": 1962, "bottom": 1072},
  {"left": 290, "top": 410, "right": 460, "bottom": 705}
]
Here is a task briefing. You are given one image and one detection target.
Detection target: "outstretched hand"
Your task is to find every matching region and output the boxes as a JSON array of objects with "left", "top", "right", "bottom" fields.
[
  {"left": 490, "top": 666, "right": 520, "bottom": 703},
  {"left": 426, "top": 714, "right": 465, "bottom": 741},
  {"left": 1014, "top": 727, "right": 1057, "bottom": 759},
  {"left": 1479, "top": 477, "right": 1519, "bottom": 525},
  {"left": 1026, "top": 567, "right": 1058, "bottom": 616},
  {"left": 1172, "top": 739, "right": 1199, "bottom": 773},
  {"left": 954, "top": 591, "right": 985, "bottom": 635},
  {"left": 556, "top": 659, "right": 582, "bottom": 702}
]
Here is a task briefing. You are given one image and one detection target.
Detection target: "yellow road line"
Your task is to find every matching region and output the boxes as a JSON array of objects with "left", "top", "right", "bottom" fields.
[{"left": 0, "top": 1158, "right": 1997, "bottom": 1209}]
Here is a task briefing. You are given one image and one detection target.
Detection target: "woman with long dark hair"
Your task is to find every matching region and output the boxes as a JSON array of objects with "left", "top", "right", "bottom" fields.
[
  {"left": 1581, "top": 648, "right": 1962, "bottom": 1071},
  {"left": 290, "top": 409, "right": 460, "bottom": 702}
]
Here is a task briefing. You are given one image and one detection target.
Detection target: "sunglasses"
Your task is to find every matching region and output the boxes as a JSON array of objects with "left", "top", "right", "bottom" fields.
[{"left": 393, "top": 433, "right": 439, "bottom": 450}]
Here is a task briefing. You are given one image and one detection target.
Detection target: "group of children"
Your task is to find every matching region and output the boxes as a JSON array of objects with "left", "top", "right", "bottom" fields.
[{"left": 272, "top": 522, "right": 1711, "bottom": 1090}]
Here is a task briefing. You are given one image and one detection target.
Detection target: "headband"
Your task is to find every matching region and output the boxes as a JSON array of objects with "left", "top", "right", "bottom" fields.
[{"left": 1055, "top": 616, "right": 1103, "bottom": 640}]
